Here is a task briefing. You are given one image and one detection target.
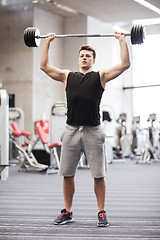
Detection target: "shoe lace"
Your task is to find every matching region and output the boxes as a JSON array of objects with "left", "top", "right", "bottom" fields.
[
  {"left": 58, "top": 211, "right": 69, "bottom": 218},
  {"left": 99, "top": 212, "right": 106, "bottom": 220},
  {"left": 58, "top": 213, "right": 65, "bottom": 218}
]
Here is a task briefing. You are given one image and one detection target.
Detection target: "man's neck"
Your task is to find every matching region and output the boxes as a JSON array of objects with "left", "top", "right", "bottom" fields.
[{"left": 80, "top": 67, "right": 92, "bottom": 75}]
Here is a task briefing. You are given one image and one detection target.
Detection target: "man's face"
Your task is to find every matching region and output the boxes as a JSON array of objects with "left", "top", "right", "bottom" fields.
[{"left": 78, "top": 50, "right": 95, "bottom": 69}]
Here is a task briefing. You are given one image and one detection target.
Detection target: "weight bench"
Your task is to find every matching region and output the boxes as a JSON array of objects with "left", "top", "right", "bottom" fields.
[
  {"left": 36, "top": 124, "right": 61, "bottom": 174},
  {"left": 10, "top": 121, "right": 48, "bottom": 172}
]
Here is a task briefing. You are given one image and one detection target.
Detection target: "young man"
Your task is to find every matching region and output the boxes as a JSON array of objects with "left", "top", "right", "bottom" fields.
[{"left": 40, "top": 32, "right": 130, "bottom": 227}]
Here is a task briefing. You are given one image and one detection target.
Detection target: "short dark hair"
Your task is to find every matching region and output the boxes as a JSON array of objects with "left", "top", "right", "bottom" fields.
[{"left": 78, "top": 45, "right": 96, "bottom": 59}]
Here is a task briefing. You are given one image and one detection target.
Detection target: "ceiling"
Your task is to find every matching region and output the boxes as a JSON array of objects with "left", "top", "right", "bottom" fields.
[{"left": 0, "top": 0, "right": 160, "bottom": 33}]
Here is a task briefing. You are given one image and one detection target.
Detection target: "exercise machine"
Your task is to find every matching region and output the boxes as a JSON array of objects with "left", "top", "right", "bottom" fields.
[
  {"left": 9, "top": 121, "right": 48, "bottom": 172},
  {"left": 9, "top": 107, "right": 24, "bottom": 162},
  {"left": 35, "top": 122, "right": 61, "bottom": 174},
  {"left": 115, "top": 113, "right": 132, "bottom": 159},
  {"left": 136, "top": 114, "right": 160, "bottom": 164}
]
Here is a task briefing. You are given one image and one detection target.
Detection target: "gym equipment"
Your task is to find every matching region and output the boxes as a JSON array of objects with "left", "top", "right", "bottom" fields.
[
  {"left": 35, "top": 123, "right": 61, "bottom": 174},
  {"left": 136, "top": 127, "right": 153, "bottom": 164},
  {"left": 135, "top": 114, "right": 160, "bottom": 164},
  {"left": 10, "top": 121, "right": 48, "bottom": 172},
  {"left": 24, "top": 24, "right": 145, "bottom": 47},
  {"left": 148, "top": 114, "right": 160, "bottom": 160},
  {"left": 115, "top": 113, "right": 132, "bottom": 159},
  {"left": 101, "top": 106, "right": 130, "bottom": 163},
  {"left": 50, "top": 102, "right": 67, "bottom": 144},
  {"left": 131, "top": 116, "right": 140, "bottom": 153},
  {"left": 101, "top": 108, "right": 114, "bottom": 165},
  {"left": 9, "top": 107, "right": 25, "bottom": 161}
]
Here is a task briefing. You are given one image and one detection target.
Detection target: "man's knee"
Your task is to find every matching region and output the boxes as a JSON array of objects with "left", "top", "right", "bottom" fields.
[{"left": 94, "top": 177, "right": 105, "bottom": 183}]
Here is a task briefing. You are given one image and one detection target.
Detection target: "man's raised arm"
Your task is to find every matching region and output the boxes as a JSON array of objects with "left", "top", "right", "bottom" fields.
[
  {"left": 40, "top": 33, "right": 70, "bottom": 85},
  {"left": 100, "top": 32, "right": 130, "bottom": 88}
]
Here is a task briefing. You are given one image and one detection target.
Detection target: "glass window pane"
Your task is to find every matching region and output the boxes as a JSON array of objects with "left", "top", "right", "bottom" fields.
[{"left": 132, "top": 34, "right": 160, "bottom": 126}]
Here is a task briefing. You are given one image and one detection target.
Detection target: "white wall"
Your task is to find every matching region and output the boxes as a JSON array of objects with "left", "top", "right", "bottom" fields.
[
  {"left": 0, "top": 9, "right": 33, "bottom": 132},
  {"left": 63, "top": 15, "right": 88, "bottom": 71},
  {"left": 132, "top": 34, "right": 160, "bottom": 127}
]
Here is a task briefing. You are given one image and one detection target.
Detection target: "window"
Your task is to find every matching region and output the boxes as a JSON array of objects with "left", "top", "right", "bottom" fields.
[{"left": 132, "top": 34, "right": 160, "bottom": 126}]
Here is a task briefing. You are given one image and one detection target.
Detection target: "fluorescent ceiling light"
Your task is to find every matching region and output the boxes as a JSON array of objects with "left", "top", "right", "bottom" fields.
[
  {"left": 32, "top": 0, "right": 45, "bottom": 3},
  {"left": 133, "top": 18, "right": 160, "bottom": 25},
  {"left": 56, "top": 4, "right": 77, "bottom": 13},
  {"left": 1, "top": 0, "right": 7, "bottom": 6},
  {"left": 32, "top": 0, "right": 78, "bottom": 13},
  {"left": 134, "top": 0, "right": 160, "bottom": 15},
  {"left": 52, "top": 1, "right": 78, "bottom": 14}
]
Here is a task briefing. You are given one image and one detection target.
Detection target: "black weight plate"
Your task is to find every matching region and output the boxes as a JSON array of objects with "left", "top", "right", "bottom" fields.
[
  {"left": 139, "top": 25, "right": 144, "bottom": 44},
  {"left": 137, "top": 25, "right": 144, "bottom": 44},
  {"left": 33, "top": 28, "right": 37, "bottom": 47},
  {"left": 131, "top": 25, "right": 145, "bottom": 45},
  {"left": 134, "top": 25, "right": 138, "bottom": 44},
  {"left": 135, "top": 25, "right": 139, "bottom": 44},
  {"left": 130, "top": 25, "right": 134, "bottom": 44},
  {"left": 30, "top": 28, "right": 35, "bottom": 47},
  {"left": 24, "top": 27, "right": 37, "bottom": 47},
  {"left": 34, "top": 27, "right": 39, "bottom": 47},
  {"left": 131, "top": 25, "right": 136, "bottom": 45},
  {"left": 25, "top": 27, "right": 32, "bottom": 47},
  {"left": 131, "top": 25, "right": 137, "bottom": 45},
  {"left": 136, "top": 25, "right": 141, "bottom": 44},
  {"left": 32, "top": 27, "right": 37, "bottom": 47},
  {"left": 28, "top": 28, "right": 32, "bottom": 47},
  {"left": 27, "top": 27, "right": 33, "bottom": 47},
  {"left": 130, "top": 26, "right": 134, "bottom": 44},
  {"left": 24, "top": 28, "right": 30, "bottom": 47},
  {"left": 136, "top": 25, "right": 140, "bottom": 44}
]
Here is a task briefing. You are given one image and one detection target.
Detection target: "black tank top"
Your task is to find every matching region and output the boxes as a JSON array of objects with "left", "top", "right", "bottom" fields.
[{"left": 66, "top": 71, "right": 104, "bottom": 126}]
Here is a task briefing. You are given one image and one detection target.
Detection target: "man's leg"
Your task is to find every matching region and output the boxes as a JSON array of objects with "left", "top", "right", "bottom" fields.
[
  {"left": 63, "top": 176, "right": 75, "bottom": 212},
  {"left": 54, "top": 176, "right": 75, "bottom": 225},
  {"left": 94, "top": 177, "right": 109, "bottom": 227},
  {"left": 94, "top": 177, "right": 106, "bottom": 212}
]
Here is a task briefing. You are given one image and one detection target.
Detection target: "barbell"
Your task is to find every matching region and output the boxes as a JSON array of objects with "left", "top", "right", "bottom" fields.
[{"left": 24, "top": 24, "right": 145, "bottom": 48}]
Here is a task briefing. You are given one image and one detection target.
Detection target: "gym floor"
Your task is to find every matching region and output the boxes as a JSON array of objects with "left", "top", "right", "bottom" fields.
[{"left": 0, "top": 160, "right": 160, "bottom": 239}]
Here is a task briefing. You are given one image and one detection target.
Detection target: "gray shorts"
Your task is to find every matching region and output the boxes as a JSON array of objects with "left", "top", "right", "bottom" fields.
[{"left": 59, "top": 124, "right": 106, "bottom": 178}]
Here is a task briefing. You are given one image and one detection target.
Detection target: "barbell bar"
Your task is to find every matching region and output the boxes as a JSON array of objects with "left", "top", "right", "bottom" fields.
[{"left": 24, "top": 24, "right": 145, "bottom": 48}]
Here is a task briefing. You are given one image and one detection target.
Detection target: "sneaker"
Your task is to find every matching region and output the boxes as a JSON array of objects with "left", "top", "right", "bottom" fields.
[
  {"left": 97, "top": 210, "right": 109, "bottom": 227},
  {"left": 54, "top": 209, "right": 74, "bottom": 225}
]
